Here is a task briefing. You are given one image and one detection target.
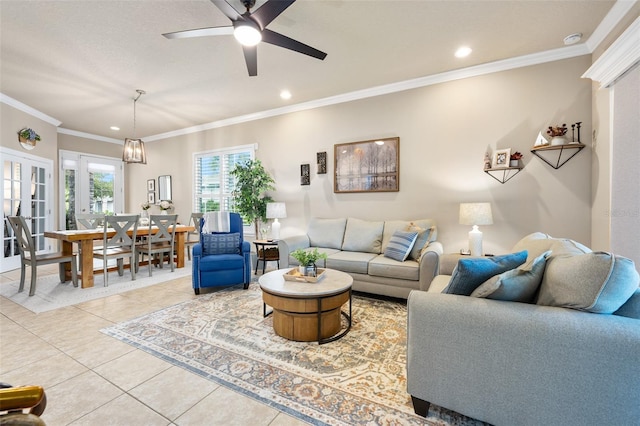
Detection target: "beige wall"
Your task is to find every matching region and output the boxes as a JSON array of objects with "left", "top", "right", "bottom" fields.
[{"left": 131, "top": 56, "right": 594, "bottom": 254}]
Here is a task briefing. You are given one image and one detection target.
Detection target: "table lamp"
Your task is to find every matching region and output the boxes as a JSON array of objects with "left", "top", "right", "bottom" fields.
[
  {"left": 459, "top": 202, "right": 493, "bottom": 256},
  {"left": 266, "top": 202, "right": 286, "bottom": 240}
]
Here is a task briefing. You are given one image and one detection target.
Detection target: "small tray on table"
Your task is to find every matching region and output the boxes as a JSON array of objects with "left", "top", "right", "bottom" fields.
[{"left": 283, "top": 268, "right": 326, "bottom": 283}]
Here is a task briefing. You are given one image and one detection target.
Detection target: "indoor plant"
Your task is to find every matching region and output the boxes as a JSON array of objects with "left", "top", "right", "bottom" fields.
[
  {"left": 17, "top": 127, "right": 41, "bottom": 147},
  {"left": 547, "top": 124, "right": 568, "bottom": 146},
  {"left": 230, "top": 159, "right": 275, "bottom": 236},
  {"left": 290, "top": 248, "right": 328, "bottom": 276},
  {"left": 159, "top": 200, "right": 173, "bottom": 214},
  {"left": 509, "top": 151, "right": 523, "bottom": 167}
]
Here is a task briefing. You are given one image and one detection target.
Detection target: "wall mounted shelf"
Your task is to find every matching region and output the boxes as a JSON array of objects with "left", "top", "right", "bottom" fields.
[
  {"left": 484, "top": 166, "right": 523, "bottom": 184},
  {"left": 530, "top": 143, "right": 585, "bottom": 169}
]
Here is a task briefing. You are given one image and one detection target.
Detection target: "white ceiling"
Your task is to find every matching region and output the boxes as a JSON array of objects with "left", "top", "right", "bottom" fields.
[{"left": 0, "top": 0, "right": 623, "bottom": 142}]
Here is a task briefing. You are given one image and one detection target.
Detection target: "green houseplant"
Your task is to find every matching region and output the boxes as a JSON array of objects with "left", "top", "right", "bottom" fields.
[
  {"left": 230, "top": 159, "right": 275, "bottom": 236},
  {"left": 291, "top": 248, "right": 328, "bottom": 268}
]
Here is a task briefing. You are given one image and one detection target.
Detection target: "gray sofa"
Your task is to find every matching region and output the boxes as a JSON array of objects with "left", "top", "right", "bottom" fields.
[
  {"left": 278, "top": 217, "right": 443, "bottom": 299},
  {"left": 407, "top": 232, "right": 640, "bottom": 425}
]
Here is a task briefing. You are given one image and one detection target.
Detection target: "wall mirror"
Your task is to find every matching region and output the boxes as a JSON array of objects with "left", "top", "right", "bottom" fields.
[{"left": 158, "top": 175, "right": 172, "bottom": 201}]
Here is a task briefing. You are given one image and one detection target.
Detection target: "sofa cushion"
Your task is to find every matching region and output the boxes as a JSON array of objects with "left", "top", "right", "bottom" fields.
[
  {"left": 326, "top": 251, "right": 378, "bottom": 274},
  {"left": 369, "top": 254, "right": 420, "bottom": 281},
  {"left": 201, "top": 233, "right": 240, "bottom": 255},
  {"left": 342, "top": 218, "right": 384, "bottom": 254},
  {"left": 512, "top": 232, "right": 590, "bottom": 269},
  {"left": 614, "top": 288, "right": 640, "bottom": 319},
  {"left": 408, "top": 225, "right": 435, "bottom": 261},
  {"left": 383, "top": 230, "right": 418, "bottom": 262},
  {"left": 443, "top": 251, "right": 528, "bottom": 296},
  {"left": 537, "top": 252, "right": 640, "bottom": 314},
  {"left": 307, "top": 218, "right": 346, "bottom": 249},
  {"left": 471, "top": 251, "right": 550, "bottom": 302}
]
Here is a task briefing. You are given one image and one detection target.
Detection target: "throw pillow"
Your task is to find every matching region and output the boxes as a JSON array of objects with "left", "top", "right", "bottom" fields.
[
  {"left": 614, "top": 288, "right": 640, "bottom": 320},
  {"left": 537, "top": 252, "right": 639, "bottom": 314},
  {"left": 443, "top": 251, "right": 528, "bottom": 296},
  {"left": 383, "top": 230, "right": 418, "bottom": 262},
  {"left": 405, "top": 223, "right": 435, "bottom": 261},
  {"left": 201, "top": 233, "right": 240, "bottom": 255},
  {"left": 471, "top": 251, "right": 551, "bottom": 303}
]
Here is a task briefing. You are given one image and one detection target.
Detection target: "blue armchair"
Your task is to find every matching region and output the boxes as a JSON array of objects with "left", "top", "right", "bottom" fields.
[{"left": 192, "top": 212, "right": 251, "bottom": 294}]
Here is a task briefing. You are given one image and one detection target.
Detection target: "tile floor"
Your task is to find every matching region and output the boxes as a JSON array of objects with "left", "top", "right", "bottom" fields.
[{"left": 1, "top": 264, "right": 306, "bottom": 425}]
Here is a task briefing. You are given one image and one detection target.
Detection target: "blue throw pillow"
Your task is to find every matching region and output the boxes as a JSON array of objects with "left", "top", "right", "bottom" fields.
[
  {"left": 384, "top": 230, "right": 418, "bottom": 262},
  {"left": 444, "top": 251, "right": 528, "bottom": 296},
  {"left": 201, "top": 233, "right": 240, "bottom": 255}
]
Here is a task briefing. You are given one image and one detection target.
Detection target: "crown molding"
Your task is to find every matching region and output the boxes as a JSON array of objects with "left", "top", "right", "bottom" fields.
[
  {"left": 57, "top": 127, "right": 122, "bottom": 144},
  {"left": 147, "top": 44, "right": 590, "bottom": 142},
  {"left": 585, "top": 0, "right": 638, "bottom": 52},
  {"left": 0, "top": 93, "right": 62, "bottom": 126},
  {"left": 583, "top": 16, "right": 640, "bottom": 88}
]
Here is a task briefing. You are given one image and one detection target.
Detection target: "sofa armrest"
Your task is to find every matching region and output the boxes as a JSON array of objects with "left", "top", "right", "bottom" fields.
[
  {"left": 278, "top": 234, "right": 310, "bottom": 268},
  {"left": 406, "top": 291, "right": 640, "bottom": 426},
  {"left": 418, "top": 241, "right": 443, "bottom": 291}
]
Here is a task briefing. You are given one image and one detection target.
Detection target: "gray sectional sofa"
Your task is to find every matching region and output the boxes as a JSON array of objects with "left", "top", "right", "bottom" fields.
[
  {"left": 278, "top": 217, "right": 443, "bottom": 299},
  {"left": 407, "top": 232, "right": 640, "bottom": 425}
]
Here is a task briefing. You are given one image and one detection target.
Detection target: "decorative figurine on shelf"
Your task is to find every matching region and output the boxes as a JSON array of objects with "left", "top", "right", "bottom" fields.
[{"left": 484, "top": 152, "right": 492, "bottom": 170}]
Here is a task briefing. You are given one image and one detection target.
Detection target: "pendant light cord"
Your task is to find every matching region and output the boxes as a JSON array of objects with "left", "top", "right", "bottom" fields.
[{"left": 133, "top": 89, "right": 145, "bottom": 139}]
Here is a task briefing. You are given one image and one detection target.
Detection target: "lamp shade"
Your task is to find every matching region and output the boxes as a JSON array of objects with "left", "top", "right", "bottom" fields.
[
  {"left": 459, "top": 203, "right": 493, "bottom": 226},
  {"left": 122, "top": 138, "right": 147, "bottom": 164},
  {"left": 266, "top": 202, "right": 287, "bottom": 219}
]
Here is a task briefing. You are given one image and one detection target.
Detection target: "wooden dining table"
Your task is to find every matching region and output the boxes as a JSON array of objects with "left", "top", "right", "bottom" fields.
[{"left": 44, "top": 224, "right": 195, "bottom": 288}]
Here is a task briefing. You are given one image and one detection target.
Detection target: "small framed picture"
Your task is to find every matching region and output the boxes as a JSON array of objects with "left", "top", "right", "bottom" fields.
[
  {"left": 147, "top": 179, "right": 155, "bottom": 192},
  {"left": 147, "top": 192, "right": 155, "bottom": 204},
  {"left": 493, "top": 148, "right": 511, "bottom": 169}
]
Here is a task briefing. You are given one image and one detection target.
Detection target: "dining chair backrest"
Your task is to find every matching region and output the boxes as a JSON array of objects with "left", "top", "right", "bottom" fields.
[
  {"left": 8, "top": 216, "right": 36, "bottom": 259},
  {"left": 189, "top": 213, "right": 204, "bottom": 238},
  {"left": 148, "top": 214, "right": 177, "bottom": 245},
  {"left": 75, "top": 213, "right": 105, "bottom": 230},
  {"left": 103, "top": 215, "right": 139, "bottom": 249}
]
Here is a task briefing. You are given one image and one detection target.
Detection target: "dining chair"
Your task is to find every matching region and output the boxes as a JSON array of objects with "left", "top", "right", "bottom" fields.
[
  {"left": 185, "top": 212, "right": 204, "bottom": 261},
  {"left": 93, "top": 214, "right": 139, "bottom": 286},
  {"left": 7, "top": 216, "right": 78, "bottom": 296},
  {"left": 75, "top": 213, "right": 105, "bottom": 230},
  {"left": 135, "top": 214, "right": 178, "bottom": 276}
]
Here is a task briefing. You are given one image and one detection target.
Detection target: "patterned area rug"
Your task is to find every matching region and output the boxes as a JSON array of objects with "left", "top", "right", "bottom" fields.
[{"left": 102, "top": 283, "right": 486, "bottom": 425}]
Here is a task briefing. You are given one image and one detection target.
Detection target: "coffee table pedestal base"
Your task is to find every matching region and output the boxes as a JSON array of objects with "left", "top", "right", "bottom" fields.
[{"left": 262, "top": 290, "right": 350, "bottom": 343}]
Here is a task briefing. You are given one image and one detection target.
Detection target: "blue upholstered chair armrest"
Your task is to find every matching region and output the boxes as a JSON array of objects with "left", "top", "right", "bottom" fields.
[
  {"left": 193, "top": 243, "right": 203, "bottom": 257},
  {"left": 241, "top": 240, "right": 250, "bottom": 254}
]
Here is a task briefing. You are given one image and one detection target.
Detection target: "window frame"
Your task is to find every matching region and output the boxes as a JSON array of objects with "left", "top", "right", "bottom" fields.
[{"left": 193, "top": 144, "right": 256, "bottom": 235}]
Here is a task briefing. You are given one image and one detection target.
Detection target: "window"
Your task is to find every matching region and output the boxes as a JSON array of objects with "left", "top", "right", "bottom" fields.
[{"left": 193, "top": 144, "right": 255, "bottom": 233}]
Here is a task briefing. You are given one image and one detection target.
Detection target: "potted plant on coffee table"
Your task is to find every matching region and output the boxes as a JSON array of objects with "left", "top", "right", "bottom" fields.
[{"left": 290, "top": 248, "right": 328, "bottom": 276}]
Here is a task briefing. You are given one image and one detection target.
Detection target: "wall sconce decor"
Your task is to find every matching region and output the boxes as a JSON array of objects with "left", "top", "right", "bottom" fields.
[
  {"left": 317, "top": 152, "right": 327, "bottom": 174},
  {"left": 301, "top": 164, "right": 310, "bottom": 185}
]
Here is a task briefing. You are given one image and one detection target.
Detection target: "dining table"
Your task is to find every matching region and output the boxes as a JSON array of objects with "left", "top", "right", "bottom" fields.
[{"left": 44, "top": 224, "right": 195, "bottom": 288}]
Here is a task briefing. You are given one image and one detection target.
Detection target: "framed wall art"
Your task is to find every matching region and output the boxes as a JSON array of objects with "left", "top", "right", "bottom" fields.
[
  {"left": 493, "top": 148, "right": 511, "bottom": 169},
  {"left": 334, "top": 137, "right": 399, "bottom": 193},
  {"left": 317, "top": 152, "right": 327, "bottom": 174},
  {"left": 147, "top": 192, "right": 156, "bottom": 204},
  {"left": 147, "top": 179, "right": 155, "bottom": 192},
  {"left": 301, "top": 164, "right": 310, "bottom": 185}
]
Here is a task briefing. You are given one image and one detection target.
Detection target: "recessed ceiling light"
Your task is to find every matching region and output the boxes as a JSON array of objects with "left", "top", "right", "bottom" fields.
[
  {"left": 280, "top": 90, "right": 292, "bottom": 100},
  {"left": 110, "top": 126, "right": 120, "bottom": 131},
  {"left": 563, "top": 33, "right": 582, "bottom": 45},
  {"left": 455, "top": 46, "right": 472, "bottom": 58}
]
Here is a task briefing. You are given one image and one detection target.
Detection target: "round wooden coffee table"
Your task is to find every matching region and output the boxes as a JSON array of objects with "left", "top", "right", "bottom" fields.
[{"left": 259, "top": 268, "right": 353, "bottom": 344}]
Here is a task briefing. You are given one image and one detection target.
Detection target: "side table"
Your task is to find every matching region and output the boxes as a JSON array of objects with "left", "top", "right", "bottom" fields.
[{"left": 254, "top": 240, "right": 279, "bottom": 274}]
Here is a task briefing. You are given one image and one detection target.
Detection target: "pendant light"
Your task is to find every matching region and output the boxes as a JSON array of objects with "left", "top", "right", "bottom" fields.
[{"left": 122, "top": 89, "right": 147, "bottom": 164}]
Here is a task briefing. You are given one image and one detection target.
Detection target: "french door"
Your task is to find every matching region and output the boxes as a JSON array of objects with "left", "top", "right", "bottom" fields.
[
  {"left": 1, "top": 147, "right": 54, "bottom": 272},
  {"left": 59, "top": 151, "right": 124, "bottom": 230}
]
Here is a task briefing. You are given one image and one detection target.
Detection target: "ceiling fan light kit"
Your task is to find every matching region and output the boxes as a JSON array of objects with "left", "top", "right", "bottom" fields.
[{"left": 162, "top": 0, "right": 326, "bottom": 76}]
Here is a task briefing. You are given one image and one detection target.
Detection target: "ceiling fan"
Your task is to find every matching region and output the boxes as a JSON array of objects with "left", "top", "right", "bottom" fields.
[{"left": 163, "top": 0, "right": 327, "bottom": 76}]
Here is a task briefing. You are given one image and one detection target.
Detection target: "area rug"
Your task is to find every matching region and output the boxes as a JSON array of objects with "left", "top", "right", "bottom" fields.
[
  {"left": 102, "top": 283, "right": 486, "bottom": 425},
  {"left": 0, "top": 261, "right": 192, "bottom": 313}
]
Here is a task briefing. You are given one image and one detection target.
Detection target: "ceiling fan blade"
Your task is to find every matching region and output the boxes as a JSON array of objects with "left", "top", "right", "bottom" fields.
[
  {"left": 242, "top": 45, "right": 258, "bottom": 76},
  {"left": 163, "top": 26, "right": 233, "bottom": 39},
  {"left": 210, "top": 0, "right": 242, "bottom": 21},
  {"left": 261, "top": 29, "right": 327, "bottom": 60},
  {"left": 251, "top": 0, "right": 296, "bottom": 29}
]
